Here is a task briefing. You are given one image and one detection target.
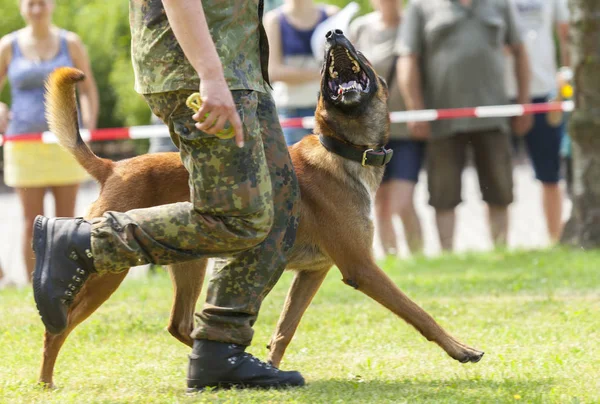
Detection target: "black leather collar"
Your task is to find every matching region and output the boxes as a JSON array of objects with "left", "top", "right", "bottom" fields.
[{"left": 319, "top": 135, "right": 393, "bottom": 167}]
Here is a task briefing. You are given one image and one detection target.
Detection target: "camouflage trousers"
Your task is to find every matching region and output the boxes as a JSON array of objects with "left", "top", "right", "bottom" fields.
[{"left": 90, "top": 90, "right": 300, "bottom": 345}]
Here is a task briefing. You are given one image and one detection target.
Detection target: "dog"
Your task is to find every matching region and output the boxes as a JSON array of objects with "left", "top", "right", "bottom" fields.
[{"left": 38, "top": 31, "right": 483, "bottom": 387}]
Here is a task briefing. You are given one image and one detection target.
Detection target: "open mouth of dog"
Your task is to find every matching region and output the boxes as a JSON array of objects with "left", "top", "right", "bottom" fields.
[
  {"left": 322, "top": 39, "right": 373, "bottom": 107},
  {"left": 326, "top": 46, "right": 370, "bottom": 102}
]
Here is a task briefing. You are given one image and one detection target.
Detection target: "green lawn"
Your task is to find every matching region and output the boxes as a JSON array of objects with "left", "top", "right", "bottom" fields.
[{"left": 1, "top": 248, "right": 599, "bottom": 403}]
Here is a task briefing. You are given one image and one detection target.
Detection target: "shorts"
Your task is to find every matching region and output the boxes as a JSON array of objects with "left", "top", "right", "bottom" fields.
[
  {"left": 279, "top": 106, "right": 315, "bottom": 146},
  {"left": 427, "top": 129, "right": 513, "bottom": 210},
  {"left": 518, "top": 96, "right": 564, "bottom": 184},
  {"left": 382, "top": 139, "right": 425, "bottom": 183},
  {"left": 3, "top": 141, "right": 89, "bottom": 188}
]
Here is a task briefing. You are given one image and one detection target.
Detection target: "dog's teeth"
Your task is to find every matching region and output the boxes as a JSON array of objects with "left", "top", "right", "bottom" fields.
[
  {"left": 339, "top": 81, "right": 357, "bottom": 91},
  {"left": 329, "top": 65, "right": 335, "bottom": 77}
]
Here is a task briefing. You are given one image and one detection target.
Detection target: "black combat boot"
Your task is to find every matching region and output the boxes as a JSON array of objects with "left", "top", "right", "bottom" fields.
[
  {"left": 187, "top": 339, "right": 305, "bottom": 391},
  {"left": 32, "top": 215, "right": 96, "bottom": 334}
]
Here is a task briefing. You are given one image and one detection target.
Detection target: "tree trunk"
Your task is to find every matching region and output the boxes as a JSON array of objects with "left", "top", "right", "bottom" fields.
[{"left": 560, "top": 0, "right": 600, "bottom": 247}]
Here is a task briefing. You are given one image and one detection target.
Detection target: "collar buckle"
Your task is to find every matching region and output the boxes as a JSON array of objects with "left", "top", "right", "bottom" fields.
[{"left": 361, "top": 149, "right": 375, "bottom": 167}]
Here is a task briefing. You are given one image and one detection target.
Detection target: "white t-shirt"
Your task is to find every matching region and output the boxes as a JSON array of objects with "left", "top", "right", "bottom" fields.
[{"left": 504, "top": 0, "right": 569, "bottom": 98}]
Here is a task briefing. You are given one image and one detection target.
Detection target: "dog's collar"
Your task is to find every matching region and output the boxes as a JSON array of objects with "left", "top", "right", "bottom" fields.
[{"left": 319, "top": 135, "right": 393, "bottom": 167}]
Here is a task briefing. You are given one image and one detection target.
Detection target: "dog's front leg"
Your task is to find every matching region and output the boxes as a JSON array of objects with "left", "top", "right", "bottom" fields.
[
  {"left": 324, "top": 240, "right": 484, "bottom": 364},
  {"left": 39, "top": 271, "right": 129, "bottom": 387},
  {"left": 267, "top": 268, "right": 329, "bottom": 368}
]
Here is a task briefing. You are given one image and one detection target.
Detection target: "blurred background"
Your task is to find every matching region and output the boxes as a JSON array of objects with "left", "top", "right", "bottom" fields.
[{"left": 0, "top": 0, "right": 573, "bottom": 285}]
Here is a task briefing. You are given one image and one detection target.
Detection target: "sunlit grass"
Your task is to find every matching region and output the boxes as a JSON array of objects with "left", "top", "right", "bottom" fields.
[{"left": 1, "top": 248, "right": 598, "bottom": 403}]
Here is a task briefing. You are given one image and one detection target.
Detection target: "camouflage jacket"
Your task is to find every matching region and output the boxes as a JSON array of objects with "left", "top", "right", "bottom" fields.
[{"left": 129, "top": 0, "right": 269, "bottom": 94}]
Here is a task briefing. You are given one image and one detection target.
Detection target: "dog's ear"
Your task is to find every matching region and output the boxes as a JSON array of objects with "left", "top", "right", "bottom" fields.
[
  {"left": 378, "top": 75, "right": 389, "bottom": 97},
  {"left": 379, "top": 76, "right": 388, "bottom": 90}
]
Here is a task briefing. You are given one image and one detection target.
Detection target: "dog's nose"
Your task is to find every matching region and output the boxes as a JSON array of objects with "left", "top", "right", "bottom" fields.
[{"left": 325, "top": 29, "right": 344, "bottom": 39}]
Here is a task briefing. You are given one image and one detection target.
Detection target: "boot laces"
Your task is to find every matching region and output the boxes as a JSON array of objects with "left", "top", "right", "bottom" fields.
[
  {"left": 226, "top": 344, "right": 279, "bottom": 372},
  {"left": 240, "top": 352, "right": 279, "bottom": 373},
  {"left": 62, "top": 250, "right": 90, "bottom": 305}
]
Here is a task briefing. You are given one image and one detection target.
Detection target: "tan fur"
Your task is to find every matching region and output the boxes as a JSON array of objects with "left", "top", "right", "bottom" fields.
[{"left": 38, "top": 67, "right": 483, "bottom": 388}]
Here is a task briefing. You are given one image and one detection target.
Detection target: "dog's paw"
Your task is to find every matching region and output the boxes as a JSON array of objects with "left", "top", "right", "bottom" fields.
[{"left": 457, "top": 349, "right": 484, "bottom": 363}]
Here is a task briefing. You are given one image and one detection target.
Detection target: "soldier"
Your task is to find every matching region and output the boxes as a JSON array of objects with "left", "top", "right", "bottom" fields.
[{"left": 31, "top": 0, "right": 304, "bottom": 391}]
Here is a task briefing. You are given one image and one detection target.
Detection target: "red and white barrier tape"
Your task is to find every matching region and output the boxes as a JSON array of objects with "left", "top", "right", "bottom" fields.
[{"left": 0, "top": 100, "right": 574, "bottom": 146}]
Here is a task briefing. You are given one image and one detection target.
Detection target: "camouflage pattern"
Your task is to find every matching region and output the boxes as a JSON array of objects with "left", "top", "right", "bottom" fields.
[
  {"left": 93, "top": 90, "right": 270, "bottom": 269},
  {"left": 129, "top": 0, "right": 268, "bottom": 94},
  {"left": 191, "top": 92, "right": 300, "bottom": 345},
  {"left": 91, "top": 90, "right": 300, "bottom": 345}
]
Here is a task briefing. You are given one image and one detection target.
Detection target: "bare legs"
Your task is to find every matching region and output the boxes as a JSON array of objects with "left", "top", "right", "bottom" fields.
[
  {"left": 16, "top": 187, "right": 45, "bottom": 282},
  {"left": 435, "top": 209, "right": 455, "bottom": 252},
  {"left": 542, "top": 183, "right": 563, "bottom": 243},
  {"left": 488, "top": 205, "right": 508, "bottom": 246},
  {"left": 375, "top": 180, "right": 423, "bottom": 256},
  {"left": 436, "top": 205, "right": 508, "bottom": 251},
  {"left": 16, "top": 183, "right": 79, "bottom": 282}
]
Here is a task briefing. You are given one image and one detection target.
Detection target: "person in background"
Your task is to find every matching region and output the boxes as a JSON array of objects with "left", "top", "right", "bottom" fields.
[
  {"left": 264, "top": 0, "right": 338, "bottom": 145},
  {"left": 398, "top": 0, "right": 532, "bottom": 251},
  {"left": 504, "top": 0, "right": 570, "bottom": 243},
  {"left": 349, "top": 0, "right": 424, "bottom": 257},
  {"left": 0, "top": 0, "right": 99, "bottom": 283}
]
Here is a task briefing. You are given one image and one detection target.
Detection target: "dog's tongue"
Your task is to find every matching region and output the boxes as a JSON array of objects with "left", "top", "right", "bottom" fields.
[{"left": 338, "top": 81, "right": 357, "bottom": 94}]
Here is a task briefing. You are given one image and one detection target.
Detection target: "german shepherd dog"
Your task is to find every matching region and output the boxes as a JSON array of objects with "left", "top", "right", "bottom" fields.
[{"left": 39, "top": 31, "right": 483, "bottom": 387}]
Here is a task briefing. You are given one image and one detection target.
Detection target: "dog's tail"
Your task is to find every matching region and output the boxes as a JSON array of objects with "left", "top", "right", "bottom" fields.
[{"left": 45, "top": 67, "right": 113, "bottom": 184}]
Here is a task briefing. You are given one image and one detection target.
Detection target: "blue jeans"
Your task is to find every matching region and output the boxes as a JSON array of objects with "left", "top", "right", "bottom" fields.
[
  {"left": 512, "top": 95, "right": 564, "bottom": 184},
  {"left": 382, "top": 139, "right": 426, "bottom": 183}
]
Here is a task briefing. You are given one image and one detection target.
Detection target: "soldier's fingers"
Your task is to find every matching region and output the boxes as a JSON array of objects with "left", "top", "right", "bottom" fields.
[
  {"left": 195, "top": 110, "right": 221, "bottom": 134},
  {"left": 210, "top": 115, "right": 228, "bottom": 135},
  {"left": 229, "top": 111, "right": 244, "bottom": 148},
  {"left": 193, "top": 102, "right": 212, "bottom": 123}
]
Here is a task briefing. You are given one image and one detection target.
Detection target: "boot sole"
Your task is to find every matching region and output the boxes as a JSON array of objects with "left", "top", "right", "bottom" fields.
[
  {"left": 186, "top": 379, "right": 305, "bottom": 393},
  {"left": 32, "top": 215, "right": 66, "bottom": 335}
]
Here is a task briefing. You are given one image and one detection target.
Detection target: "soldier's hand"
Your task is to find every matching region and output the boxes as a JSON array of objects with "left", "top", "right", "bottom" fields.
[
  {"left": 194, "top": 78, "right": 244, "bottom": 147},
  {"left": 512, "top": 115, "right": 533, "bottom": 137},
  {"left": 408, "top": 121, "right": 431, "bottom": 140}
]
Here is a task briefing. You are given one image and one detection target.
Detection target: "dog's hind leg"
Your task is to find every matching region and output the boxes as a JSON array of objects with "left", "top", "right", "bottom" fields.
[
  {"left": 166, "top": 259, "right": 208, "bottom": 347},
  {"left": 324, "top": 237, "right": 484, "bottom": 364},
  {"left": 267, "top": 268, "right": 329, "bottom": 368},
  {"left": 39, "top": 271, "right": 128, "bottom": 388}
]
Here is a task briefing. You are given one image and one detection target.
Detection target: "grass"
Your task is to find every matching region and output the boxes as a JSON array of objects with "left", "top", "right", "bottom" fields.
[{"left": 0, "top": 248, "right": 599, "bottom": 403}]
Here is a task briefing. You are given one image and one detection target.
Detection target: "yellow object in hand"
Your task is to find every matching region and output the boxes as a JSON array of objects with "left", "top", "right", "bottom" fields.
[
  {"left": 561, "top": 84, "right": 574, "bottom": 99},
  {"left": 185, "top": 93, "right": 236, "bottom": 139}
]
